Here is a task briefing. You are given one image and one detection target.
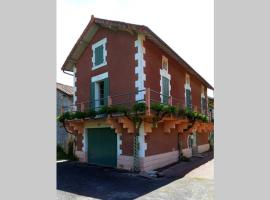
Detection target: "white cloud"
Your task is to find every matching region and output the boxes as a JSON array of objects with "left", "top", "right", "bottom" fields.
[{"left": 57, "top": 0, "right": 214, "bottom": 97}]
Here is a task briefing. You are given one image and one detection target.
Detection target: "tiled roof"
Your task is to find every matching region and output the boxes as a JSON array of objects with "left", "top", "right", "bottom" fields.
[
  {"left": 61, "top": 15, "right": 214, "bottom": 90},
  {"left": 57, "top": 83, "right": 74, "bottom": 96}
]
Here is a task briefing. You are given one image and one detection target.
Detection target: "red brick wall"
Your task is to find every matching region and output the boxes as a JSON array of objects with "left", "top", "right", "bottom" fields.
[
  {"left": 144, "top": 38, "right": 208, "bottom": 110},
  {"left": 179, "top": 131, "right": 191, "bottom": 149},
  {"left": 145, "top": 123, "right": 179, "bottom": 156},
  {"left": 121, "top": 130, "right": 134, "bottom": 156},
  {"left": 197, "top": 131, "right": 209, "bottom": 145},
  {"left": 76, "top": 27, "right": 137, "bottom": 105}
]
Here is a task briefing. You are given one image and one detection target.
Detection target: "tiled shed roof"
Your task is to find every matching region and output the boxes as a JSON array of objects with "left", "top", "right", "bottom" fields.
[{"left": 57, "top": 83, "right": 74, "bottom": 96}]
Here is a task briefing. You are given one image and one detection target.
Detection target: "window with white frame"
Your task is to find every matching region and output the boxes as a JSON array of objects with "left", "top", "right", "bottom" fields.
[
  {"left": 185, "top": 74, "right": 192, "bottom": 110},
  {"left": 201, "top": 85, "right": 207, "bottom": 114},
  {"left": 91, "top": 38, "right": 107, "bottom": 70}
]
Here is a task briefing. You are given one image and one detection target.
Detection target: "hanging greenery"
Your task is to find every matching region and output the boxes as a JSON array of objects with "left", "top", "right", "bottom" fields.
[{"left": 57, "top": 102, "right": 209, "bottom": 123}]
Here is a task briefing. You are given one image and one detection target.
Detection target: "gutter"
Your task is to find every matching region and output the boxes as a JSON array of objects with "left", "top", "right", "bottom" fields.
[{"left": 62, "top": 69, "right": 74, "bottom": 76}]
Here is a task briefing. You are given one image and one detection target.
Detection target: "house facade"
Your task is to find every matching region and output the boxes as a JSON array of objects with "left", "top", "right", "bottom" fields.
[
  {"left": 61, "top": 16, "right": 214, "bottom": 172},
  {"left": 57, "top": 83, "right": 74, "bottom": 153}
]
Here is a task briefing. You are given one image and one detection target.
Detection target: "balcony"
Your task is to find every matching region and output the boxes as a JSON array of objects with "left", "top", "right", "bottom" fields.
[
  {"left": 61, "top": 88, "right": 210, "bottom": 117},
  {"left": 59, "top": 88, "right": 213, "bottom": 135}
]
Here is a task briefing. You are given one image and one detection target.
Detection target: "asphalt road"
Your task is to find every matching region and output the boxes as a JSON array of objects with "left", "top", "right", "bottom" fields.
[{"left": 57, "top": 152, "right": 213, "bottom": 200}]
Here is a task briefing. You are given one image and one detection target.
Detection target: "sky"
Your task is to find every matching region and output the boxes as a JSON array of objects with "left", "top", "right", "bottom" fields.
[{"left": 57, "top": 0, "right": 214, "bottom": 97}]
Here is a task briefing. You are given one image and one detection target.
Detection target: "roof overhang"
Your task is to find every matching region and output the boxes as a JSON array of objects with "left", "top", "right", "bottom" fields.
[{"left": 61, "top": 15, "right": 214, "bottom": 90}]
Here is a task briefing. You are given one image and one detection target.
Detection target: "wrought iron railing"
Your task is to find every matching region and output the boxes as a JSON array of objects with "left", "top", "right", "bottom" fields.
[{"left": 60, "top": 88, "right": 212, "bottom": 120}]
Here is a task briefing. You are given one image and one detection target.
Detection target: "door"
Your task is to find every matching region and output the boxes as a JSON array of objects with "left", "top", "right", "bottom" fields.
[{"left": 87, "top": 128, "right": 117, "bottom": 167}]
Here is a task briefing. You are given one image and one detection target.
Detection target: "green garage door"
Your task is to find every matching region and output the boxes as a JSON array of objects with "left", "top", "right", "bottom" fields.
[{"left": 87, "top": 128, "right": 117, "bottom": 167}]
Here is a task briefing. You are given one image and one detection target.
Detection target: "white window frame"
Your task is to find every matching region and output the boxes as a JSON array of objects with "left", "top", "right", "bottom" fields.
[
  {"left": 162, "top": 55, "right": 168, "bottom": 71},
  {"left": 184, "top": 74, "right": 191, "bottom": 108},
  {"left": 91, "top": 38, "right": 107, "bottom": 70},
  {"left": 160, "top": 69, "right": 171, "bottom": 103},
  {"left": 91, "top": 72, "right": 108, "bottom": 109}
]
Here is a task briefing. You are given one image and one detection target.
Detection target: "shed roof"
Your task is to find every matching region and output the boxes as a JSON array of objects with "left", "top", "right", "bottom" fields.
[{"left": 57, "top": 83, "right": 74, "bottom": 96}]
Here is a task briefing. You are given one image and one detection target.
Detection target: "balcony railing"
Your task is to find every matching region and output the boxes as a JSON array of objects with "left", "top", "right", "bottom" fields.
[{"left": 60, "top": 88, "right": 212, "bottom": 120}]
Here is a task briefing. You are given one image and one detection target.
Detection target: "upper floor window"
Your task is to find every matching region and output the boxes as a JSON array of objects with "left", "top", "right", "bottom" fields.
[
  {"left": 201, "top": 85, "right": 207, "bottom": 114},
  {"left": 91, "top": 72, "right": 109, "bottom": 110},
  {"left": 91, "top": 38, "right": 107, "bottom": 70},
  {"left": 162, "top": 56, "right": 168, "bottom": 71},
  {"left": 185, "top": 74, "right": 192, "bottom": 110}
]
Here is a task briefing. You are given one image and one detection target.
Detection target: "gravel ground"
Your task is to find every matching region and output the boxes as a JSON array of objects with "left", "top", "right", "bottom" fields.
[{"left": 137, "top": 160, "right": 214, "bottom": 200}]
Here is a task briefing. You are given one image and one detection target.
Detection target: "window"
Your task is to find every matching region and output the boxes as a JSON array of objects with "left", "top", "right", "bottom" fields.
[
  {"left": 91, "top": 72, "right": 109, "bottom": 109},
  {"left": 201, "top": 97, "right": 207, "bottom": 114},
  {"left": 162, "top": 76, "right": 169, "bottom": 104},
  {"left": 185, "top": 74, "right": 192, "bottom": 110},
  {"left": 92, "top": 38, "right": 107, "bottom": 70},
  {"left": 162, "top": 56, "right": 168, "bottom": 71},
  {"left": 186, "top": 89, "right": 192, "bottom": 109}
]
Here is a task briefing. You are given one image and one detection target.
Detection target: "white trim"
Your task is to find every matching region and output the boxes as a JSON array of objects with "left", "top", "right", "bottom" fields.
[
  {"left": 138, "top": 123, "right": 147, "bottom": 157},
  {"left": 83, "top": 128, "right": 88, "bottom": 153},
  {"left": 160, "top": 68, "right": 171, "bottom": 103},
  {"left": 91, "top": 38, "right": 107, "bottom": 70},
  {"left": 91, "top": 72, "right": 108, "bottom": 82},
  {"left": 117, "top": 133, "right": 122, "bottom": 157},
  {"left": 187, "top": 135, "right": 192, "bottom": 149},
  {"left": 135, "top": 34, "right": 146, "bottom": 101},
  {"left": 73, "top": 66, "right": 77, "bottom": 105},
  {"left": 184, "top": 74, "right": 192, "bottom": 107}
]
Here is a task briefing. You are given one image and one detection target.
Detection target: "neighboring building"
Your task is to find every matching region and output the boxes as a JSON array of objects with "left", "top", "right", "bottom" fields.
[
  {"left": 208, "top": 96, "right": 214, "bottom": 122},
  {"left": 57, "top": 83, "right": 74, "bottom": 153},
  {"left": 61, "top": 16, "right": 214, "bottom": 171}
]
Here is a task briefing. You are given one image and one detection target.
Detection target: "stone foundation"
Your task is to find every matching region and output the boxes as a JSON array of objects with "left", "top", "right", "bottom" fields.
[
  {"left": 198, "top": 144, "right": 210, "bottom": 153},
  {"left": 75, "top": 150, "right": 87, "bottom": 162},
  {"left": 117, "top": 151, "right": 179, "bottom": 172},
  {"left": 182, "top": 148, "right": 192, "bottom": 158}
]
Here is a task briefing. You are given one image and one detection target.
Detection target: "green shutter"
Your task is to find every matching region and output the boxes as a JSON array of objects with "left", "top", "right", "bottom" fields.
[
  {"left": 162, "top": 77, "right": 169, "bottom": 104},
  {"left": 94, "top": 45, "right": 104, "bottom": 66},
  {"left": 186, "top": 89, "right": 192, "bottom": 110},
  {"left": 90, "top": 82, "right": 95, "bottom": 109},
  {"left": 103, "top": 78, "right": 109, "bottom": 106}
]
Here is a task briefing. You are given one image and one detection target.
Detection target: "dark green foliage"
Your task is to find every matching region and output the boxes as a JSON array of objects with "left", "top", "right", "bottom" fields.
[
  {"left": 150, "top": 103, "right": 164, "bottom": 113},
  {"left": 132, "top": 102, "right": 147, "bottom": 113},
  {"left": 72, "top": 111, "right": 86, "bottom": 119},
  {"left": 57, "top": 112, "right": 72, "bottom": 122},
  {"left": 164, "top": 105, "right": 177, "bottom": 114},
  {"left": 98, "top": 105, "right": 129, "bottom": 115},
  {"left": 85, "top": 109, "right": 97, "bottom": 118}
]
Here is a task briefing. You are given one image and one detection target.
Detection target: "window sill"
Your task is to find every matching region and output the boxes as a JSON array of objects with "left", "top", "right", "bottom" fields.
[{"left": 92, "top": 62, "right": 107, "bottom": 71}]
